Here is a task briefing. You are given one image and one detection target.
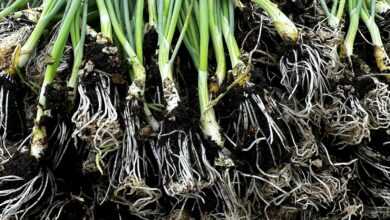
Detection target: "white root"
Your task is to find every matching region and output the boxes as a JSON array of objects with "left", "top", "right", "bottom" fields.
[
  {"left": 0, "top": 85, "right": 11, "bottom": 163},
  {"left": 152, "top": 130, "right": 220, "bottom": 198},
  {"left": 0, "top": 170, "right": 56, "bottom": 219},
  {"left": 280, "top": 42, "right": 328, "bottom": 114},
  {"left": 222, "top": 88, "right": 287, "bottom": 166},
  {"left": 110, "top": 102, "right": 161, "bottom": 217},
  {"left": 71, "top": 61, "right": 122, "bottom": 173},
  {"left": 322, "top": 94, "right": 370, "bottom": 146},
  {"left": 363, "top": 77, "right": 390, "bottom": 129}
]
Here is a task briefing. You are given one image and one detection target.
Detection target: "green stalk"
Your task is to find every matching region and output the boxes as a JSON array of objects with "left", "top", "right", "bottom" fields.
[
  {"left": 360, "top": 1, "right": 390, "bottom": 72},
  {"left": 134, "top": 0, "right": 144, "bottom": 64},
  {"left": 105, "top": 0, "right": 145, "bottom": 99},
  {"left": 320, "top": 0, "right": 333, "bottom": 18},
  {"left": 17, "top": 0, "right": 66, "bottom": 68},
  {"left": 198, "top": 0, "right": 223, "bottom": 146},
  {"left": 31, "top": 0, "right": 82, "bottom": 159},
  {"left": 107, "top": 0, "right": 159, "bottom": 130},
  {"left": 0, "top": 0, "right": 29, "bottom": 20},
  {"left": 122, "top": 0, "right": 134, "bottom": 48},
  {"left": 321, "top": 0, "right": 346, "bottom": 28},
  {"left": 180, "top": 0, "right": 199, "bottom": 66},
  {"left": 96, "top": 0, "right": 112, "bottom": 41},
  {"left": 221, "top": 0, "right": 247, "bottom": 79},
  {"left": 336, "top": 0, "right": 347, "bottom": 23},
  {"left": 209, "top": 0, "right": 226, "bottom": 86},
  {"left": 147, "top": 0, "right": 157, "bottom": 29},
  {"left": 344, "top": 0, "right": 362, "bottom": 58},
  {"left": 331, "top": 0, "right": 339, "bottom": 15},
  {"left": 252, "top": 0, "right": 299, "bottom": 44},
  {"left": 370, "top": 0, "right": 376, "bottom": 16},
  {"left": 157, "top": 0, "right": 184, "bottom": 114},
  {"left": 68, "top": 0, "right": 88, "bottom": 92}
]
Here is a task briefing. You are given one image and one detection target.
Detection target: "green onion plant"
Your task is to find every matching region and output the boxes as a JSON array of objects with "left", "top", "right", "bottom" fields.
[
  {"left": 344, "top": 0, "right": 363, "bottom": 59},
  {"left": 319, "top": 0, "right": 347, "bottom": 28},
  {"left": 252, "top": 0, "right": 299, "bottom": 44},
  {"left": 361, "top": 0, "right": 390, "bottom": 72},
  {"left": 156, "top": 0, "right": 184, "bottom": 114},
  {"left": 17, "top": 0, "right": 66, "bottom": 69},
  {"left": 181, "top": 0, "right": 224, "bottom": 147},
  {"left": 31, "top": 0, "right": 83, "bottom": 159},
  {"left": 0, "top": 0, "right": 29, "bottom": 20}
]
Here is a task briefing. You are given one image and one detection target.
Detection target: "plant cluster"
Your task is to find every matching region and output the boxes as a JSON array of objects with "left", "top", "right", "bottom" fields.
[{"left": 0, "top": 0, "right": 389, "bottom": 219}]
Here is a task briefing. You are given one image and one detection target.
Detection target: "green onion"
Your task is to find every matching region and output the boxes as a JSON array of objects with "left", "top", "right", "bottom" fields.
[
  {"left": 156, "top": 0, "right": 185, "bottom": 114},
  {"left": 252, "top": 0, "right": 299, "bottom": 44},
  {"left": 67, "top": 0, "right": 88, "bottom": 101},
  {"left": 0, "top": 0, "right": 29, "bottom": 20},
  {"left": 361, "top": 0, "right": 390, "bottom": 72},
  {"left": 105, "top": 0, "right": 145, "bottom": 99},
  {"left": 106, "top": 0, "right": 158, "bottom": 130},
  {"left": 17, "top": 0, "right": 66, "bottom": 68},
  {"left": 343, "top": 0, "right": 363, "bottom": 59},
  {"left": 221, "top": 0, "right": 249, "bottom": 82},
  {"left": 209, "top": 0, "right": 226, "bottom": 86},
  {"left": 31, "top": 0, "right": 83, "bottom": 159},
  {"left": 96, "top": 0, "right": 112, "bottom": 41},
  {"left": 320, "top": 0, "right": 347, "bottom": 28},
  {"left": 199, "top": 0, "right": 224, "bottom": 146},
  {"left": 181, "top": 0, "right": 224, "bottom": 146}
]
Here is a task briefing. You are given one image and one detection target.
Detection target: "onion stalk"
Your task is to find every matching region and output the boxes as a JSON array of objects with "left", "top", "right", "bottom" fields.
[
  {"left": 17, "top": 0, "right": 66, "bottom": 69},
  {"left": 344, "top": 0, "right": 363, "bottom": 59},
  {"left": 221, "top": 0, "right": 250, "bottom": 84},
  {"left": 31, "top": 0, "right": 83, "bottom": 159},
  {"left": 0, "top": 0, "right": 29, "bottom": 20},
  {"left": 67, "top": 0, "right": 88, "bottom": 102},
  {"left": 147, "top": 0, "right": 157, "bottom": 29},
  {"left": 360, "top": 0, "right": 390, "bottom": 72},
  {"left": 95, "top": 0, "right": 112, "bottom": 41},
  {"left": 319, "top": 0, "right": 347, "bottom": 28},
  {"left": 209, "top": 0, "right": 226, "bottom": 87},
  {"left": 156, "top": 0, "right": 184, "bottom": 114},
  {"left": 105, "top": 0, "right": 145, "bottom": 100},
  {"left": 180, "top": 0, "right": 224, "bottom": 146},
  {"left": 252, "top": 0, "right": 299, "bottom": 44}
]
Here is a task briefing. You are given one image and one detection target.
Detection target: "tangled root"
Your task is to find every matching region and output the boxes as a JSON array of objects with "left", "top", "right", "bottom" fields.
[
  {"left": 320, "top": 89, "right": 370, "bottom": 146},
  {"left": 109, "top": 102, "right": 161, "bottom": 217},
  {"left": 279, "top": 25, "right": 343, "bottom": 114},
  {"left": 0, "top": 169, "right": 56, "bottom": 219},
  {"left": 72, "top": 61, "right": 122, "bottom": 174},
  {"left": 221, "top": 87, "right": 287, "bottom": 156},
  {"left": 152, "top": 130, "right": 219, "bottom": 198},
  {"left": 363, "top": 77, "right": 390, "bottom": 129}
]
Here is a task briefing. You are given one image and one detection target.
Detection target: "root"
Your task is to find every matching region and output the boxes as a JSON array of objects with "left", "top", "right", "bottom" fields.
[
  {"left": 0, "top": 169, "right": 56, "bottom": 219},
  {"left": 363, "top": 77, "right": 390, "bottom": 129},
  {"left": 71, "top": 61, "right": 122, "bottom": 174},
  {"left": 280, "top": 43, "right": 328, "bottom": 114},
  {"left": 221, "top": 88, "right": 287, "bottom": 165},
  {"left": 110, "top": 102, "right": 161, "bottom": 216},
  {"left": 152, "top": 130, "right": 219, "bottom": 198},
  {"left": 208, "top": 170, "right": 250, "bottom": 219},
  {"left": 0, "top": 85, "right": 11, "bottom": 163},
  {"left": 321, "top": 91, "right": 370, "bottom": 146},
  {"left": 48, "top": 122, "right": 72, "bottom": 169}
]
